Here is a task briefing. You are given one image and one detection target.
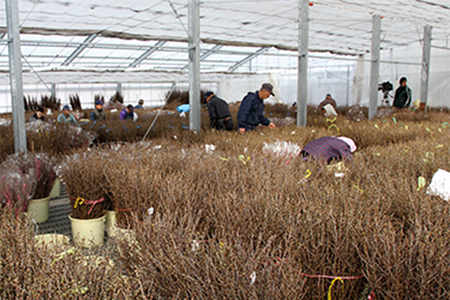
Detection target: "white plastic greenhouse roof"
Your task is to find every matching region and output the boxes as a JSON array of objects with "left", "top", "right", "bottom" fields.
[{"left": 0, "top": 0, "right": 449, "bottom": 82}]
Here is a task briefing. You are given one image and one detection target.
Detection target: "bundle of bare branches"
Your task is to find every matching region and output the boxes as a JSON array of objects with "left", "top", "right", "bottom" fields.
[
  {"left": 69, "top": 94, "right": 82, "bottom": 111},
  {"left": 60, "top": 151, "right": 112, "bottom": 219}
]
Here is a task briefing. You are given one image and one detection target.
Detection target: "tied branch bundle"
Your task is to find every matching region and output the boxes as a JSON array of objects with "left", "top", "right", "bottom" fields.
[{"left": 60, "top": 151, "right": 112, "bottom": 219}]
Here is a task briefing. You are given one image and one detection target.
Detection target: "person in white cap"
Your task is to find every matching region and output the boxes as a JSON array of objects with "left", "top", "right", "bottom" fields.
[{"left": 299, "top": 136, "right": 357, "bottom": 165}]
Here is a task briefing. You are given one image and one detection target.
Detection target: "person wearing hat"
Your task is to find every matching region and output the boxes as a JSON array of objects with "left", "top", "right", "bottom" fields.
[
  {"left": 299, "top": 136, "right": 357, "bottom": 165},
  {"left": 90, "top": 100, "right": 106, "bottom": 121},
  {"left": 120, "top": 104, "right": 138, "bottom": 121},
  {"left": 393, "top": 77, "right": 412, "bottom": 109},
  {"left": 29, "top": 107, "right": 46, "bottom": 122},
  {"left": 57, "top": 104, "right": 77, "bottom": 125},
  {"left": 237, "top": 83, "right": 276, "bottom": 133},
  {"left": 204, "top": 91, "right": 234, "bottom": 131},
  {"left": 134, "top": 99, "right": 145, "bottom": 110},
  {"left": 318, "top": 94, "right": 337, "bottom": 113}
]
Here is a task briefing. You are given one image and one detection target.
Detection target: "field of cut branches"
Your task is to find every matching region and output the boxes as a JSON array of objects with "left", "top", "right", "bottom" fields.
[{"left": 1, "top": 105, "right": 450, "bottom": 299}]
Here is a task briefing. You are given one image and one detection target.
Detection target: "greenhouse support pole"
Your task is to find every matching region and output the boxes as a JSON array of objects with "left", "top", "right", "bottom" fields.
[
  {"left": 346, "top": 66, "right": 350, "bottom": 106},
  {"left": 51, "top": 84, "right": 56, "bottom": 99},
  {"left": 369, "top": 15, "right": 381, "bottom": 120},
  {"left": 420, "top": 25, "right": 432, "bottom": 111},
  {"left": 116, "top": 83, "right": 122, "bottom": 95},
  {"left": 297, "top": 0, "right": 309, "bottom": 127},
  {"left": 5, "top": 0, "right": 27, "bottom": 153},
  {"left": 188, "top": 0, "right": 201, "bottom": 132}
]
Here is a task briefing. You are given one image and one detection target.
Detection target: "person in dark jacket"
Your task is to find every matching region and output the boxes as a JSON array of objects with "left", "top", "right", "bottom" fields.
[
  {"left": 134, "top": 99, "right": 144, "bottom": 109},
  {"left": 237, "top": 83, "right": 276, "bottom": 133},
  {"left": 90, "top": 100, "right": 106, "bottom": 121},
  {"left": 299, "top": 136, "right": 357, "bottom": 165},
  {"left": 29, "top": 107, "right": 45, "bottom": 122},
  {"left": 204, "top": 91, "right": 234, "bottom": 131},
  {"left": 393, "top": 77, "right": 412, "bottom": 109}
]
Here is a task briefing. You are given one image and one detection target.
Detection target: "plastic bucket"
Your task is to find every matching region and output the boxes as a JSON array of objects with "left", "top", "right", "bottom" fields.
[
  {"left": 105, "top": 210, "right": 116, "bottom": 237},
  {"left": 35, "top": 234, "right": 71, "bottom": 253},
  {"left": 50, "top": 178, "right": 61, "bottom": 199},
  {"left": 27, "top": 196, "right": 50, "bottom": 223},
  {"left": 69, "top": 214, "right": 106, "bottom": 248}
]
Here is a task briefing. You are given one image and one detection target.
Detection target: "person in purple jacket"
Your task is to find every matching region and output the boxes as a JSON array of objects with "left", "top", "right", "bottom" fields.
[
  {"left": 299, "top": 136, "right": 357, "bottom": 165},
  {"left": 120, "top": 105, "right": 135, "bottom": 121}
]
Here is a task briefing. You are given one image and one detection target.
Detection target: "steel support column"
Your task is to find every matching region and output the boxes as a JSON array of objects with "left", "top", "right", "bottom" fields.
[
  {"left": 420, "top": 25, "right": 432, "bottom": 111},
  {"left": 51, "top": 83, "right": 56, "bottom": 99},
  {"left": 5, "top": 0, "right": 26, "bottom": 153},
  {"left": 297, "top": 0, "right": 309, "bottom": 127},
  {"left": 188, "top": 0, "right": 200, "bottom": 131},
  {"left": 369, "top": 15, "right": 381, "bottom": 120},
  {"left": 116, "top": 83, "right": 122, "bottom": 95}
]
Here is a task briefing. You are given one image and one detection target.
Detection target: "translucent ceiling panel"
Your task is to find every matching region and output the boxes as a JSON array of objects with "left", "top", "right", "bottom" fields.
[
  {"left": 0, "top": 0, "right": 448, "bottom": 55},
  {"left": 151, "top": 50, "right": 187, "bottom": 61}
]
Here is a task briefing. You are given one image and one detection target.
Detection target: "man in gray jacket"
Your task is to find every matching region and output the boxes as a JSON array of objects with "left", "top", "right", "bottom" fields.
[{"left": 90, "top": 100, "right": 106, "bottom": 121}]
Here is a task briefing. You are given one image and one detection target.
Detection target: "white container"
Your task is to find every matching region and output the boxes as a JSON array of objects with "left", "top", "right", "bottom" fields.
[
  {"left": 105, "top": 210, "right": 117, "bottom": 237},
  {"left": 50, "top": 178, "right": 61, "bottom": 199},
  {"left": 69, "top": 214, "right": 106, "bottom": 248},
  {"left": 27, "top": 196, "right": 50, "bottom": 223}
]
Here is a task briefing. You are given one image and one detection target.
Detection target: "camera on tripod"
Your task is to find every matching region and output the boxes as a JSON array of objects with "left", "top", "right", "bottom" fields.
[{"left": 378, "top": 81, "right": 393, "bottom": 105}]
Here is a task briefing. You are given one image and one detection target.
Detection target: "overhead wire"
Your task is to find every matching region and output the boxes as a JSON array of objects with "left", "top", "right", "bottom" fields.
[
  {"left": 166, "top": 0, "right": 189, "bottom": 36},
  {"left": 415, "top": 24, "right": 424, "bottom": 46},
  {"left": 140, "top": 0, "right": 192, "bottom": 139},
  {"left": 141, "top": 79, "right": 182, "bottom": 141},
  {"left": 21, "top": 55, "right": 53, "bottom": 94},
  {"left": 19, "top": 0, "right": 39, "bottom": 29}
]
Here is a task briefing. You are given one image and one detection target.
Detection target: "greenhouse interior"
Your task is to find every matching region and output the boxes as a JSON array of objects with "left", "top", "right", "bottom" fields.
[{"left": 1, "top": 0, "right": 450, "bottom": 299}]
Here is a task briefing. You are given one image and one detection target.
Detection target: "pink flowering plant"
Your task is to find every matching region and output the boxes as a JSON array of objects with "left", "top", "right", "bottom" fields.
[
  {"left": 0, "top": 166, "right": 36, "bottom": 216},
  {"left": 1, "top": 153, "right": 56, "bottom": 200}
]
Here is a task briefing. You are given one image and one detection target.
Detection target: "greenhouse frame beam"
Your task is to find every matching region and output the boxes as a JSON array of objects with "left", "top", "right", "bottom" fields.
[
  {"left": 128, "top": 40, "right": 166, "bottom": 68},
  {"left": 0, "top": 27, "right": 362, "bottom": 56},
  {"left": 181, "top": 44, "right": 223, "bottom": 70},
  {"left": 369, "top": 15, "right": 381, "bottom": 120},
  {"left": 61, "top": 33, "right": 98, "bottom": 67},
  {"left": 0, "top": 39, "right": 423, "bottom": 66},
  {"left": 228, "top": 47, "right": 269, "bottom": 72},
  {"left": 5, "top": 38, "right": 424, "bottom": 65},
  {"left": 5, "top": 0, "right": 27, "bottom": 153},
  {"left": 420, "top": 25, "right": 432, "bottom": 111},
  {"left": 188, "top": 0, "right": 201, "bottom": 132},
  {"left": 297, "top": 0, "right": 309, "bottom": 127},
  {"left": 200, "top": 45, "right": 224, "bottom": 61}
]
